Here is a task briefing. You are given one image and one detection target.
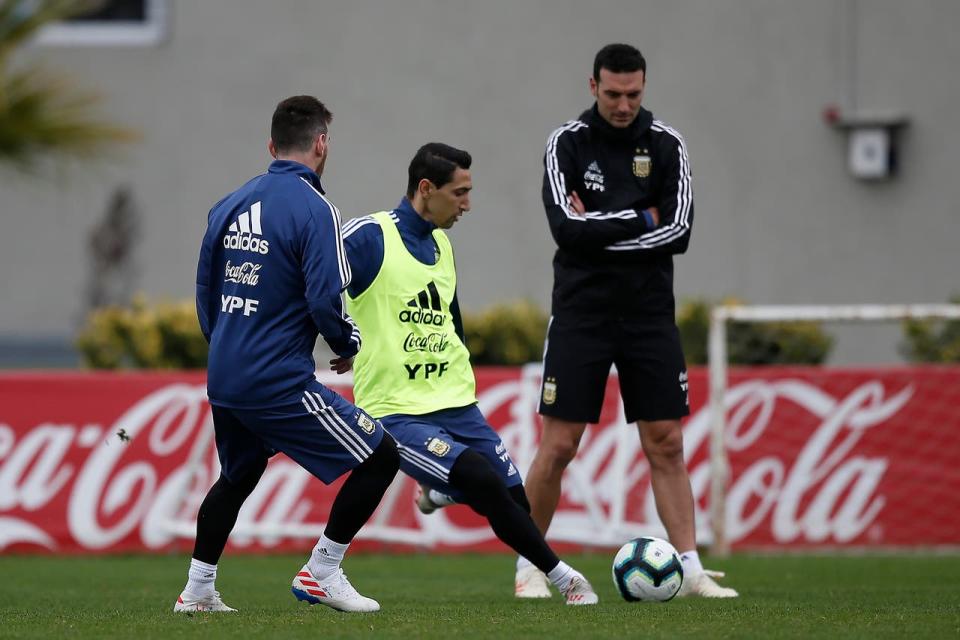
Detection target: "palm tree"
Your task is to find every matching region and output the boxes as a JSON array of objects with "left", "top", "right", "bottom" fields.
[{"left": 0, "top": 0, "right": 135, "bottom": 169}]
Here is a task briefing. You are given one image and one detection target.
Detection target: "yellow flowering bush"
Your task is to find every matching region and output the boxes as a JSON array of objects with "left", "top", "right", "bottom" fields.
[
  {"left": 76, "top": 295, "right": 207, "bottom": 369},
  {"left": 677, "top": 298, "right": 833, "bottom": 366},
  {"left": 462, "top": 300, "right": 548, "bottom": 365},
  {"left": 900, "top": 296, "right": 960, "bottom": 363}
]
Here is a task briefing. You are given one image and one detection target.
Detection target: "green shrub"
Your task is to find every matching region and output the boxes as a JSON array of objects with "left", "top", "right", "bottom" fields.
[
  {"left": 76, "top": 296, "right": 550, "bottom": 369},
  {"left": 676, "top": 298, "right": 712, "bottom": 365},
  {"left": 75, "top": 295, "right": 837, "bottom": 370},
  {"left": 677, "top": 298, "right": 834, "bottom": 365},
  {"left": 462, "top": 300, "right": 548, "bottom": 365},
  {"left": 900, "top": 296, "right": 960, "bottom": 363},
  {"left": 75, "top": 295, "right": 207, "bottom": 369}
]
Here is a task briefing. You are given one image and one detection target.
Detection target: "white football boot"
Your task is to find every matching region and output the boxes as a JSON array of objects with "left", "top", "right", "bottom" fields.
[
  {"left": 514, "top": 565, "right": 553, "bottom": 599},
  {"left": 173, "top": 590, "right": 237, "bottom": 612},
  {"left": 677, "top": 569, "right": 739, "bottom": 598},
  {"left": 415, "top": 484, "right": 442, "bottom": 514},
  {"left": 291, "top": 565, "right": 380, "bottom": 612},
  {"left": 415, "top": 484, "right": 456, "bottom": 515},
  {"left": 561, "top": 573, "right": 599, "bottom": 606}
]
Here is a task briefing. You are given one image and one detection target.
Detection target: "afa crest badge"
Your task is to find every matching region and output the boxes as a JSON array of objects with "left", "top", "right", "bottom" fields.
[
  {"left": 632, "top": 152, "right": 651, "bottom": 178},
  {"left": 427, "top": 437, "right": 451, "bottom": 457},
  {"left": 356, "top": 413, "right": 377, "bottom": 434},
  {"left": 542, "top": 377, "right": 557, "bottom": 405}
]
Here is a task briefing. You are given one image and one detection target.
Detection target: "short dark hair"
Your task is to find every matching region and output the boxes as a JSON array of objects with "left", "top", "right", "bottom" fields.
[
  {"left": 270, "top": 96, "right": 332, "bottom": 154},
  {"left": 593, "top": 43, "right": 646, "bottom": 81},
  {"left": 406, "top": 143, "right": 472, "bottom": 198}
]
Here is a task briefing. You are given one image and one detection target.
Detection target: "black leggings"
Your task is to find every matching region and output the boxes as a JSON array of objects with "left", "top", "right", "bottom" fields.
[
  {"left": 192, "top": 435, "right": 399, "bottom": 563},
  {"left": 324, "top": 436, "right": 399, "bottom": 543},
  {"left": 450, "top": 449, "right": 560, "bottom": 574}
]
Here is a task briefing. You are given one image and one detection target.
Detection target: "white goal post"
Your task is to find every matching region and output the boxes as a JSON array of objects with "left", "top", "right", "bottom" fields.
[{"left": 707, "top": 303, "right": 960, "bottom": 557}]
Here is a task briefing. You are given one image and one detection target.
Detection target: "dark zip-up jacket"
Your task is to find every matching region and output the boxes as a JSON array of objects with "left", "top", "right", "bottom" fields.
[
  {"left": 542, "top": 104, "right": 693, "bottom": 319},
  {"left": 196, "top": 160, "right": 359, "bottom": 408}
]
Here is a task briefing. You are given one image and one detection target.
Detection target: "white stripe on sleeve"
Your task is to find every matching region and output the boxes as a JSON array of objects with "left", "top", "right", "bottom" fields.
[
  {"left": 604, "top": 121, "right": 692, "bottom": 251},
  {"left": 545, "top": 121, "right": 589, "bottom": 221}
]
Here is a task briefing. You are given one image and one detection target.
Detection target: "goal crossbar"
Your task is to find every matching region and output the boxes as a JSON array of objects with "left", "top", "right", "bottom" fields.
[{"left": 707, "top": 303, "right": 960, "bottom": 556}]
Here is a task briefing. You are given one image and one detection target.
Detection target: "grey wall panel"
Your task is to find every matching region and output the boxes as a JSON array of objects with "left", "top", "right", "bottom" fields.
[{"left": 2, "top": 0, "right": 957, "bottom": 363}]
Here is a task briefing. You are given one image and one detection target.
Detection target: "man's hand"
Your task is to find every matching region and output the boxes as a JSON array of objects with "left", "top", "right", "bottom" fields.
[
  {"left": 647, "top": 206, "right": 660, "bottom": 226},
  {"left": 567, "top": 190, "right": 586, "bottom": 215},
  {"left": 329, "top": 356, "right": 354, "bottom": 374},
  {"left": 570, "top": 192, "right": 658, "bottom": 226}
]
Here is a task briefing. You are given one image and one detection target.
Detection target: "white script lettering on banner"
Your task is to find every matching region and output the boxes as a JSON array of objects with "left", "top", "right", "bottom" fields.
[
  {"left": 385, "top": 376, "right": 912, "bottom": 547},
  {"left": 0, "top": 375, "right": 914, "bottom": 550}
]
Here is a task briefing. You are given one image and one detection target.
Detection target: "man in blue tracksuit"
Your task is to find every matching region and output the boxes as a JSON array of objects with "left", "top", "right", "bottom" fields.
[{"left": 175, "top": 95, "right": 399, "bottom": 614}]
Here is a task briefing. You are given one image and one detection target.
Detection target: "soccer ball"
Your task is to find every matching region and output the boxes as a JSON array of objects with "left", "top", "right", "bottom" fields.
[{"left": 612, "top": 536, "right": 684, "bottom": 602}]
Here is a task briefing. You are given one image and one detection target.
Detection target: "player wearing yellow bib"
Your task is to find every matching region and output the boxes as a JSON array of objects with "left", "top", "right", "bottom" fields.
[{"left": 342, "top": 143, "right": 597, "bottom": 605}]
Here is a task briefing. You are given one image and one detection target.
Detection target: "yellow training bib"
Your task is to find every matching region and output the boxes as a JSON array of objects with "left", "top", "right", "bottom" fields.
[{"left": 347, "top": 211, "right": 476, "bottom": 417}]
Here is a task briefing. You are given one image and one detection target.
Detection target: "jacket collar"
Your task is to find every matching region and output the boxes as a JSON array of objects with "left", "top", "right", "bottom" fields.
[
  {"left": 582, "top": 104, "right": 653, "bottom": 142},
  {"left": 395, "top": 197, "right": 436, "bottom": 237},
  {"left": 268, "top": 159, "right": 325, "bottom": 194}
]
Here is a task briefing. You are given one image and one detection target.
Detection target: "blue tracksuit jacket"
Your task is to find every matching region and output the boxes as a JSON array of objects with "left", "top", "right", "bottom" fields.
[{"left": 196, "top": 160, "right": 359, "bottom": 408}]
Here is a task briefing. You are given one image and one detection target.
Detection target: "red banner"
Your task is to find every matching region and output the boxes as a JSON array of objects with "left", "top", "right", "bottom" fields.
[{"left": 1, "top": 367, "right": 958, "bottom": 553}]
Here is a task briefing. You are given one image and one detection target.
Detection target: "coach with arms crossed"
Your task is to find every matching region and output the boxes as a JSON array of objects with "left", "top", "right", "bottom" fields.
[{"left": 516, "top": 44, "right": 737, "bottom": 599}]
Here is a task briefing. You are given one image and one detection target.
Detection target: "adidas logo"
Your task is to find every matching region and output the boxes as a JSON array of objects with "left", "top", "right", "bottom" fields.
[
  {"left": 223, "top": 201, "right": 270, "bottom": 254},
  {"left": 408, "top": 281, "right": 441, "bottom": 312},
  {"left": 398, "top": 281, "right": 444, "bottom": 326},
  {"left": 583, "top": 161, "right": 605, "bottom": 192}
]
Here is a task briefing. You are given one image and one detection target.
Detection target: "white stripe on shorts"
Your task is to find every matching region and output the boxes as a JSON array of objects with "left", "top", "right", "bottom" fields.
[
  {"left": 398, "top": 446, "right": 449, "bottom": 482},
  {"left": 397, "top": 443, "right": 451, "bottom": 479},
  {"left": 301, "top": 393, "right": 366, "bottom": 462},
  {"left": 308, "top": 391, "right": 373, "bottom": 456}
]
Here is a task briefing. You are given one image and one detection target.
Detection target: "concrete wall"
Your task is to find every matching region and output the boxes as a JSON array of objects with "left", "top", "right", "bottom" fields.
[{"left": 2, "top": 0, "right": 958, "bottom": 364}]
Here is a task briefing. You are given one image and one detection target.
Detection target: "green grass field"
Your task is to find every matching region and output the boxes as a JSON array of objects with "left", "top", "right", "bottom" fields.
[{"left": 0, "top": 553, "right": 957, "bottom": 639}]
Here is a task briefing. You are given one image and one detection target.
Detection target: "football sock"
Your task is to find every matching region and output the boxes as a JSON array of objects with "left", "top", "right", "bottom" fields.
[
  {"left": 679, "top": 549, "right": 703, "bottom": 575},
  {"left": 546, "top": 561, "right": 576, "bottom": 592},
  {"left": 185, "top": 558, "right": 218, "bottom": 597},
  {"left": 308, "top": 534, "right": 349, "bottom": 582}
]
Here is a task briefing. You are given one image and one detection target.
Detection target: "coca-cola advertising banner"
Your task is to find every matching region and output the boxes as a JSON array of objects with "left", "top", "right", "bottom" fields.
[{"left": 2, "top": 366, "right": 958, "bottom": 553}]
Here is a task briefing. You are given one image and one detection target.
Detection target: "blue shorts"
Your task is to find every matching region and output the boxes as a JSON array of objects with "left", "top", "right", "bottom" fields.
[
  {"left": 379, "top": 404, "right": 521, "bottom": 501},
  {"left": 211, "top": 378, "right": 385, "bottom": 485}
]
